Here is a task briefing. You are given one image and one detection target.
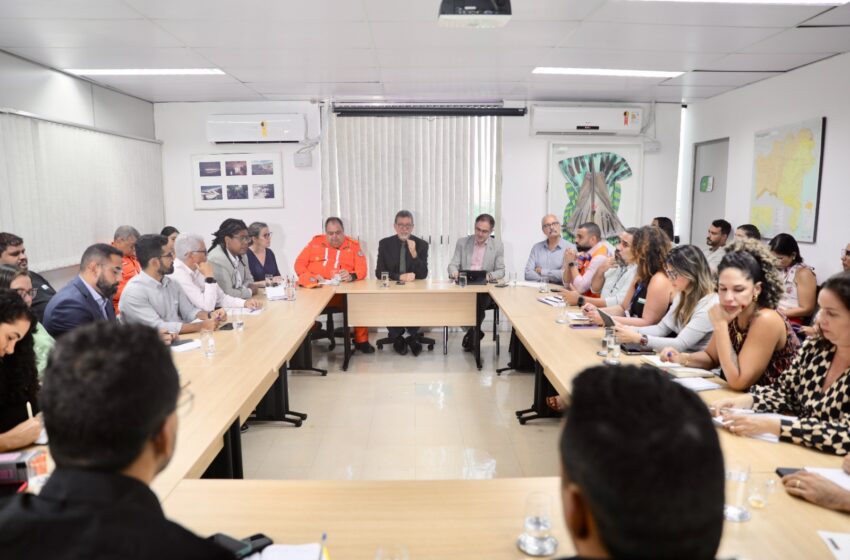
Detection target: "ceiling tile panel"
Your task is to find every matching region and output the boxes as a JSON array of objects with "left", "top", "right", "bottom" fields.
[
  {"left": 0, "top": 19, "right": 183, "bottom": 48},
  {"left": 196, "top": 47, "right": 379, "bottom": 68},
  {"left": 380, "top": 66, "right": 533, "bottom": 83},
  {"left": 543, "top": 48, "right": 722, "bottom": 72},
  {"left": 800, "top": 4, "right": 850, "bottom": 26},
  {"left": 662, "top": 70, "right": 781, "bottom": 87},
  {"left": 0, "top": 0, "right": 142, "bottom": 19},
  {"left": 124, "top": 0, "right": 367, "bottom": 21},
  {"left": 376, "top": 47, "right": 552, "bottom": 68},
  {"left": 225, "top": 66, "right": 382, "bottom": 83},
  {"left": 155, "top": 20, "right": 373, "bottom": 48},
  {"left": 7, "top": 47, "right": 214, "bottom": 69},
  {"left": 370, "top": 21, "right": 579, "bottom": 49},
  {"left": 697, "top": 52, "right": 836, "bottom": 71},
  {"left": 741, "top": 27, "right": 850, "bottom": 54},
  {"left": 587, "top": 1, "right": 826, "bottom": 27}
]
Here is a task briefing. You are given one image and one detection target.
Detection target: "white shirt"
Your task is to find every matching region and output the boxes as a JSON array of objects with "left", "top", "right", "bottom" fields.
[{"left": 169, "top": 259, "right": 245, "bottom": 312}]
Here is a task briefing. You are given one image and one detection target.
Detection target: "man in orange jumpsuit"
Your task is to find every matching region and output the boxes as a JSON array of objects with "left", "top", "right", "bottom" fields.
[
  {"left": 294, "top": 217, "right": 375, "bottom": 353},
  {"left": 111, "top": 225, "right": 141, "bottom": 316}
]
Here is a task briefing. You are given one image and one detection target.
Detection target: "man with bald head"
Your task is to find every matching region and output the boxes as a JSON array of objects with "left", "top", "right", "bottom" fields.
[{"left": 524, "top": 214, "right": 571, "bottom": 285}]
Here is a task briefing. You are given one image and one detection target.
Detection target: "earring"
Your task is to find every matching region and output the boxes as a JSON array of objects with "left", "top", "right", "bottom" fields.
[{"left": 752, "top": 292, "right": 758, "bottom": 302}]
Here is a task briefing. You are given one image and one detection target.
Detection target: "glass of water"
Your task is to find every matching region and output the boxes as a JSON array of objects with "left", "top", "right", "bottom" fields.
[
  {"left": 725, "top": 462, "right": 752, "bottom": 522},
  {"left": 604, "top": 335, "right": 621, "bottom": 365},
  {"left": 538, "top": 280, "right": 550, "bottom": 293},
  {"left": 517, "top": 492, "right": 558, "bottom": 557},
  {"left": 231, "top": 308, "right": 245, "bottom": 331},
  {"left": 458, "top": 272, "right": 467, "bottom": 288},
  {"left": 200, "top": 329, "right": 215, "bottom": 358},
  {"left": 747, "top": 473, "right": 776, "bottom": 510},
  {"left": 555, "top": 304, "right": 570, "bottom": 324},
  {"left": 264, "top": 274, "right": 273, "bottom": 288},
  {"left": 381, "top": 272, "right": 390, "bottom": 288},
  {"left": 598, "top": 326, "right": 614, "bottom": 357},
  {"left": 509, "top": 271, "right": 517, "bottom": 287}
]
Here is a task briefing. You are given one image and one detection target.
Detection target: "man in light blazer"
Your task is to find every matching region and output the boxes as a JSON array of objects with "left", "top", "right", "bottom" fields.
[{"left": 448, "top": 213, "right": 505, "bottom": 351}]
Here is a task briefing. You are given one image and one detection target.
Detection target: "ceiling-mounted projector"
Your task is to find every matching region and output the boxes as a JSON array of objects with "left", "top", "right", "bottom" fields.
[{"left": 438, "top": 0, "right": 512, "bottom": 28}]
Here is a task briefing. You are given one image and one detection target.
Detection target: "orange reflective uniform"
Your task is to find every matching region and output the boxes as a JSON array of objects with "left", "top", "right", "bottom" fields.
[
  {"left": 577, "top": 244, "right": 610, "bottom": 299},
  {"left": 295, "top": 235, "right": 369, "bottom": 343},
  {"left": 113, "top": 251, "right": 141, "bottom": 316}
]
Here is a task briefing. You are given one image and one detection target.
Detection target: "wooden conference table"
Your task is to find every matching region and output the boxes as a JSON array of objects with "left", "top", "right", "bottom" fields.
[{"left": 160, "top": 283, "right": 848, "bottom": 559}]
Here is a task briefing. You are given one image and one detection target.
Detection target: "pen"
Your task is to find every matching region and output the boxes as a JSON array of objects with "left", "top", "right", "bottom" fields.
[
  {"left": 26, "top": 401, "right": 33, "bottom": 419},
  {"left": 319, "top": 532, "right": 328, "bottom": 560},
  {"left": 828, "top": 537, "right": 840, "bottom": 550}
]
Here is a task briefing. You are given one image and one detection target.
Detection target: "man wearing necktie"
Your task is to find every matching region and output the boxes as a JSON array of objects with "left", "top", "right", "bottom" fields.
[{"left": 375, "top": 210, "right": 429, "bottom": 356}]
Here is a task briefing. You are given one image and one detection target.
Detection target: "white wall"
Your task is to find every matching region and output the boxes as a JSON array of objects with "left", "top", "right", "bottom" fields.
[
  {"left": 500, "top": 103, "right": 682, "bottom": 277},
  {"left": 155, "top": 101, "right": 322, "bottom": 275},
  {"left": 681, "top": 52, "right": 850, "bottom": 279},
  {"left": 0, "top": 50, "right": 154, "bottom": 139}
]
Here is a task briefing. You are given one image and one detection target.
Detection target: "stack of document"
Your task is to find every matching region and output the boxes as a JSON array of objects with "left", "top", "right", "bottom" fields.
[
  {"left": 537, "top": 295, "right": 565, "bottom": 307},
  {"left": 640, "top": 355, "right": 716, "bottom": 378},
  {"left": 673, "top": 377, "right": 720, "bottom": 393},
  {"left": 265, "top": 285, "right": 290, "bottom": 301},
  {"left": 246, "top": 543, "right": 323, "bottom": 560}
]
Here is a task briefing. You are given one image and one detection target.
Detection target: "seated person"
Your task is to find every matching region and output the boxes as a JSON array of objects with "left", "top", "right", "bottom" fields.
[
  {"left": 375, "top": 210, "right": 429, "bottom": 356},
  {"left": 0, "top": 289, "right": 42, "bottom": 452},
  {"left": 294, "top": 217, "right": 374, "bottom": 353},
  {"left": 169, "top": 233, "right": 260, "bottom": 313},
  {"left": 207, "top": 218, "right": 262, "bottom": 299},
  {"left": 712, "top": 271, "right": 850, "bottom": 455},
  {"left": 735, "top": 224, "right": 761, "bottom": 241},
  {"left": 583, "top": 225, "right": 673, "bottom": 327},
  {"left": 769, "top": 232, "right": 817, "bottom": 327},
  {"left": 161, "top": 226, "right": 180, "bottom": 249},
  {"left": 614, "top": 245, "right": 717, "bottom": 352},
  {"left": 703, "top": 219, "right": 731, "bottom": 275},
  {"left": 246, "top": 221, "right": 283, "bottom": 283},
  {"left": 844, "top": 241, "right": 850, "bottom": 272},
  {"left": 119, "top": 234, "right": 223, "bottom": 341},
  {"left": 560, "top": 364, "right": 723, "bottom": 560},
  {"left": 448, "top": 213, "right": 505, "bottom": 351},
  {"left": 0, "top": 232, "right": 56, "bottom": 322},
  {"left": 662, "top": 239, "right": 799, "bottom": 390},
  {"left": 561, "top": 222, "right": 611, "bottom": 297},
  {"left": 781, "top": 455, "right": 850, "bottom": 513},
  {"left": 0, "top": 322, "right": 233, "bottom": 558},
  {"left": 110, "top": 225, "right": 141, "bottom": 316},
  {"left": 524, "top": 214, "right": 569, "bottom": 285},
  {"left": 0, "top": 265, "right": 54, "bottom": 376},
  {"left": 42, "top": 243, "right": 123, "bottom": 338},
  {"left": 652, "top": 216, "right": 676, "bottom": 244},
  {"left": 563, "top": 228, "right": 636, "bottom": 308}
]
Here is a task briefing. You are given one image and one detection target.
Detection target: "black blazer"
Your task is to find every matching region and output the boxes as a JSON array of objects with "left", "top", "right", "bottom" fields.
[
  {"left": 375, "top": 234, "right": 429, "bottom": 281},
  {"left": 28, "top": 271, "right": 56, "bottom": 323},
  {"left": 43, "top": 276, "right": 116, "bottom": 338}
]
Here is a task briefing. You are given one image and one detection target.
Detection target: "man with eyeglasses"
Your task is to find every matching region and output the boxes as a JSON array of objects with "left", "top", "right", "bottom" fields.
[
  {"left": 524, "top": 214, "right": 571, "bottom": 284},
  {"left": 169, "top": 232, "right": 261, "bottom": 313},
  {"left": 110, "top": 225, "right": 141, "bottom": 316},
  {"left": 0, "top": 322, "right": 234, "bottom": 559},
  {"left": 43, "top": 243, "right": 125, "bottom": 338},
  {"left": 119, "top": 234, "right": 224, "bottom": 341},
  {"left": 0, "top": 232, "right": 57, "bottom": 322},
  {"left": 207, "top": 218, "right": 260, "bottom": 299},
  {"left": 376, "top": 210, "right": 430, "bottom": 356},
  {"left": 294, "top": 217, "right": 375, "bottom": 353}
]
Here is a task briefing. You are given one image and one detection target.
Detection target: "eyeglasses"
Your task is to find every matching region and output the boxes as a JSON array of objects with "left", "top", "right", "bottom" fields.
[
  {"left": 15, "top": 288, "right": 37, "bottom": 298},
  {"left": 235, "top": 235, "right": 251, "bottom": 243},
  {"left": 177, "top": 385, "right": 194, "bottom": 417},
  {"left": 262, "top": 232, "right": 272, "bottom": 239},
  {"left": 665, "top": 268, "right": 680, "bottom": 280},
  {"left": 160, "top": 252, "right": 175, "bottom": 259},
  {"left": 474, "top": 227, "right": 492, "bottom": 235},
  {"left": 190, "top": 249, "right": 208, "bottom": 256},
  {"left": 543, "top": 222, "right": 561, "bottom": 230},
  {"left": 395, "top": 222, "right": 414, "bottom": 229}
]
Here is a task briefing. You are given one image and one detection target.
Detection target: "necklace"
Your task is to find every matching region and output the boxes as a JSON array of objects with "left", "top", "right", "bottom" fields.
[{"left": 732, "top": 306, "right": 758, "bottom": 345}]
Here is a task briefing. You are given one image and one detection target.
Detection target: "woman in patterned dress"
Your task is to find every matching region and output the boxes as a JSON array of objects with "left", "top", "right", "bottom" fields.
[
  {"left": 769, "top": 233, "right": 817, "bottom": 327},
  {"left": 661, "top": 239, "right": 798, "bottom": 389},
  {"left": 712, "top": 270, "right": 850, "bottom": 455}
]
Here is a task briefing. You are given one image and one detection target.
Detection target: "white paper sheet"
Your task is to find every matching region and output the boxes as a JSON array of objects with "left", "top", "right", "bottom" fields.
[
  {"left": 819, "top": 531, "right": 850, "bottom": 560},
  {"left": 170, "top": 340, "right": 201, "bottom": 353},
  {"left": 674, "top": 377, "right": 720, "bottom": 392},
  {"left": 806, "top": 468, "right": 850, "bottom": 492},
  {"left": 245, "top": 544, "right": 322, "bottom": 560}
]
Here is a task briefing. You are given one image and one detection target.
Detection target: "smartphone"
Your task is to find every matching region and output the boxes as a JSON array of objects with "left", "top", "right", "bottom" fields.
[
  {"left": 775, "top": 467, "right": 801, "bottom": 478},
  {"left": 209, "top": 533, "right": 252, "bottom": 557},
  {"left": 219, "top": 322, "right": 234, "bottom": 331},
  {"left": 170, "top": 338, "right": 193, "bottom": 347},
  {"left": 396, "top": 280, "right": 405, "bottom": 285},
  {"left": 597, "top": 309, "right": 616, "bottom": 328}
]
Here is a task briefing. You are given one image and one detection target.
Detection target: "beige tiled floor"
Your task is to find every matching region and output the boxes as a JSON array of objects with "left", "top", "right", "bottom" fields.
[{"left": 241, "top": 331, "right": 562, "bottom": 481}]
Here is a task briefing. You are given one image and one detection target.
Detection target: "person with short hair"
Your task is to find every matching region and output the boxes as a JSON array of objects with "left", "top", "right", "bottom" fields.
[
  {"left": 561, "top": 222, "right": 613, "bottom": 297},
  {"left": 713, "top": 271, "right": 850, "bottom": 455},
  {"left": 843, "top": 242, "right": 850, "bottom": 273},
  {"left": 703, "top": 219, "right": 731, "bottom": 275},
  {"left": 559, "top": 364, "right": 723, "bottom": 560},
  {"left": 613, "top": 245, "right": 717, "bottom": 352},
  {"left": 111, "top": 225, "right": 141, "bottom": 315},
  {"left": 0, "top": 265, "right": 54, "bottom": 376},
  {"left": 662, "top": 239, "right": 799, "bottom": 390},
  {"left": 563, "top": 228, "right": 637, "bottom": 308},
  {"left": 0, "top": 322, "right": 234, "bottom": 558},
  {"left": 119, "top": 234, "right": 224, "bottom": 340},
  {"left": 294, "top": 217, "right": 374, "bottom": 353},
  {"left": 448, "top": 213, "right": 505, "bottom": 352},
  {"left": 769, "top": 232, "right": 817, "bottom": 326},
  {"left": 735, "top": 224, "right": 761, "bottom": 241},
  {"left": 207, "top": 219, "right": 260, "bottom": 299},
  {"left": 652, "top": 216, "right": 675, "bottom": 244},
  {"left": 161, "top": 226, "right": 180, "bottom": 254},
  {"left": 0, "top": 289, "right": 42, "bottom": 452},
  {"left": 246, "top": 221, "right": 283, "bottom": 283},
  {"left": 375, "top": 210, "right": 429, "bottom": 356},
  {"left": 169, "top": 233, "right": 260, "bottom": 313},
  {"left": 42, "top": 243, "right": 124, "bottom": 338},
  {"left": 0, "top": 232, "right": 57, "bottom": 322},
  {"left": 524, "top": 214, "right": 570, "bottom": 284}
]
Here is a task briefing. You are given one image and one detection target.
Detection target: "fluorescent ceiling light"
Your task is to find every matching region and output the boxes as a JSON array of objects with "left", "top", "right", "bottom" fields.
[
  {"left": 627, "top": 0, "right": 847, "bottom": 4},
  {"left": 65, "top": 68, "right": 225, "bottom": 76},
  {"left": 533, "top": 67, "right": 684, "bottom": 78}
]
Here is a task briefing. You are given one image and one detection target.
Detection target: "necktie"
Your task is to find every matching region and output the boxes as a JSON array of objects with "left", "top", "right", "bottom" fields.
[{"left": 399, "top": 242, "right": 407, "bottom": 274}]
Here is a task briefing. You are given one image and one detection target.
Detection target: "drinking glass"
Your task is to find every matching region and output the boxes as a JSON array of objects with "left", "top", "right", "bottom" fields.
[
  {"left": 200, "top": 329, "right": 215, "bottom": 358},
  {"left": 516, "top": 492, "right": 558, "bottom": 557},
  {"left": 509, "top": 271, "right": 517, "bottom": 287},
  {"left": 381, "top": 272, "right": 390, "bottom": 288},
  {"left": 232, "top": 308, "right": 245, "bottom": 331},
  {"left": 725, "top": 463, "right": 752, "bottom": 522},
  {"left": 555, "top": 305, "right": 570, "bottom": 324},
  {"left": 538, "top": 280, "right": 550, "bottom": 293},
  {"left": 458, "top": 272, "right": 468, "bottom": 288},
  {"left": 603, "top": 335, "right": 621, "bottom": 365},
  {"left": 598, "top": 327, "right": 614, "bottom": 357},
  {"left": 747, "top": 473, "right": 777, "bottom": 510},
  {"left": 286, "top": 277, "right": 297, "bottom": 301},
  {"left": 264, "top": 274, "right": 273, "bottom": 288}
]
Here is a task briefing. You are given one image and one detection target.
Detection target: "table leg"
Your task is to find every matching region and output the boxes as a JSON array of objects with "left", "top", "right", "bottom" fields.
[
  {"left": 474, "top": 295, "right": 483, "bottom": 370},
  {"left": 516, "top": 361, "right": 562, "bottom": 424},
  {"left": 342, "top": 294, "right": 352, "bottom": 371},
  {"left": 202, "top": 418, "right": 243, "bottom": 479},
  {"left": 254, "top": 364, "right": 306, "bottom": 427}
]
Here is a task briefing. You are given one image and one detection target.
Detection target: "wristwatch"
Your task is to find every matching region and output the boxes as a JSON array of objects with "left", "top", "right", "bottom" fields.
[
  {"left": 577, "top": 296, "right": 585, "bottom": 307},
  {"left": 567, "top": 262, "right": 576, "bottom": 268},
  {"left": 639, "top": 334, "right": 649, "bottom": 347},
  {"left": 204, "top": 277, "right": 217, "bottom": 284}
]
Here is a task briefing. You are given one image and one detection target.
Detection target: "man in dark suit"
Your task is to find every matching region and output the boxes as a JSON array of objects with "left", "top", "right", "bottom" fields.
[
  {"left": 43, "top": 243, "right": 123, "bottom": 338},
  {"left": 0, "top": 322, "right": 233, "bottom": 559},
  {"left": 0, "top": 232, "right": 56, "bottom": 322},
  {"left": 375, "top": 210, "right": 429, "bottom": 356}
]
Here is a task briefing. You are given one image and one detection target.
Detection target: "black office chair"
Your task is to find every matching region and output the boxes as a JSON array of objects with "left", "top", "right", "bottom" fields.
[
  {"left": 311, "top": 305, "right": 344, "bottom": 350},
  {"left": 376, "top": 332, "right": 436, "bottom": 352}
]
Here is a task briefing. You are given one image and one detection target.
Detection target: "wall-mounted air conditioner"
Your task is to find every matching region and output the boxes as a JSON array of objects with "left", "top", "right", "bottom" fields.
[
  {"left": 530, "top": 106, "right": 642, "bottom": 136},
  {"left": 206, "top": 114, "right": 306, "bottom": 144}
]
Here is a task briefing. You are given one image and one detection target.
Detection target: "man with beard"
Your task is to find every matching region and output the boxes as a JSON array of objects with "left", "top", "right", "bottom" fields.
[
  {"left": 0, "top": 322, "right": 234, "bottom": 559},
  {"left": 561, "top": 222, "right": 612, "bottom": 298},
  {"left": 119, "top": 234, "right": 223, "bottom": 342},
  {"left": 43, "top": 244, "right": 125, "bottom": 338},
  {"left": 704, "top": 219, "right": 731, "bottom": 275},
  {"left": 0, "top": 232, "right": 57, "bottom": 322}
]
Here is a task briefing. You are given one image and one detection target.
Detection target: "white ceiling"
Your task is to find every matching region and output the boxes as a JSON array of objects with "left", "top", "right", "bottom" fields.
[{"left": 0, "top": 0, "right": 848, "bottom": 104}]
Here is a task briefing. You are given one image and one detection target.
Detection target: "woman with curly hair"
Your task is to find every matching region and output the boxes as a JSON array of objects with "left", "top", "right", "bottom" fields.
[
  {"left": 0, "top": 288, "right": 41, "bottom": 451},
  {"left": 583, "top": 225, "right": 673, "bottom": 327},
  {"left": 0, "top": 265, "right": 54, "bottom": 377},
  {"left": 661, "top": 238, "right": 799, "bottom": 390}
]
